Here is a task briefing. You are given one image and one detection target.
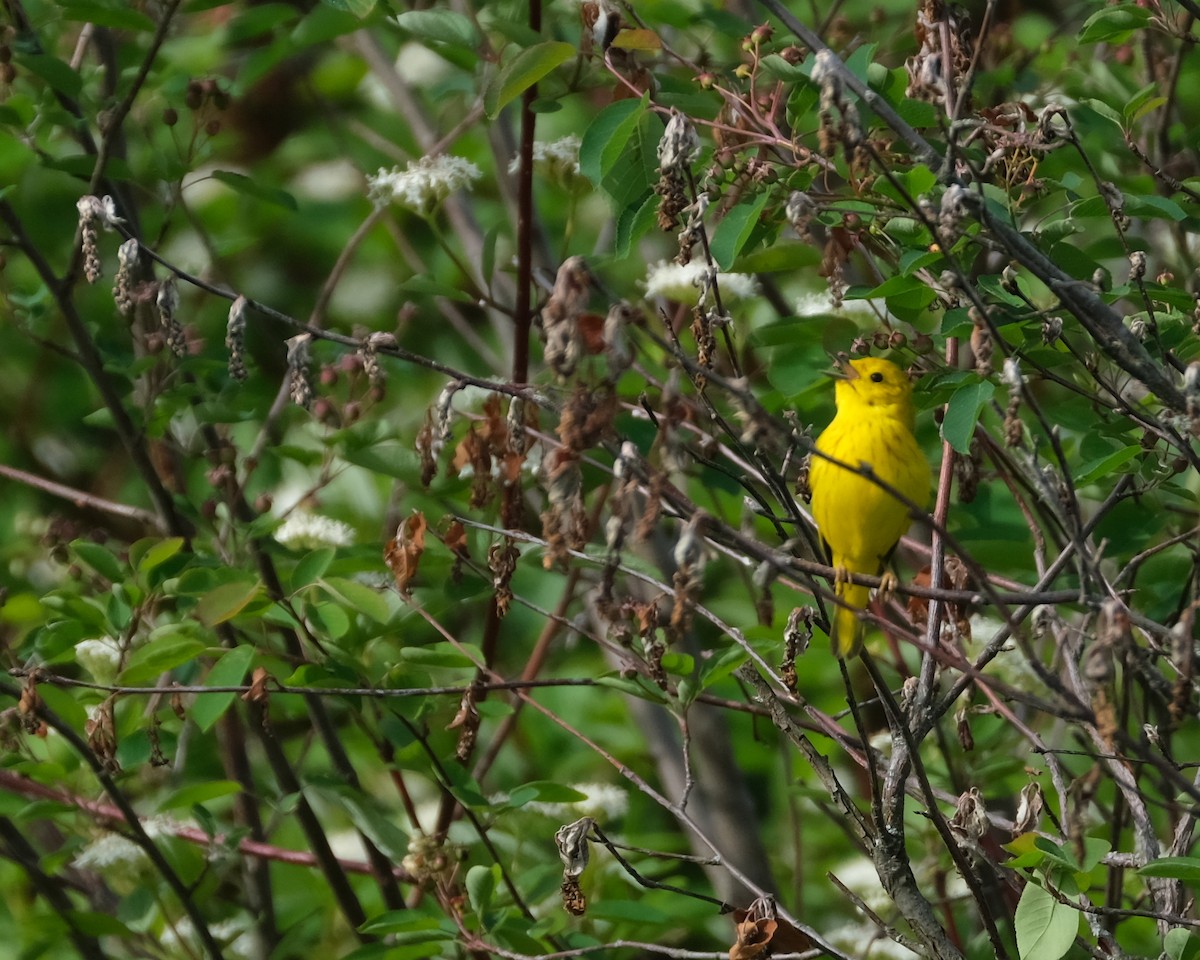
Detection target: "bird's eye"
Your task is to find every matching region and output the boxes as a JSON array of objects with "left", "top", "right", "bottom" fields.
[{"left": 870, "top": 372, "right": 884, "bottom": 383}]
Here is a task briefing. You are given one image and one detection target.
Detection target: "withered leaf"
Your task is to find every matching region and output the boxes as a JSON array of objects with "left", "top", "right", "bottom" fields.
[{"left": 384, "top": 511, "right": 428, "bottom": 594}]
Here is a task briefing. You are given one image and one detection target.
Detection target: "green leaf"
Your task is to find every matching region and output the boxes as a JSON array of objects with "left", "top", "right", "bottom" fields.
[
  {"left": 1082, "top": 98, "right": 1123, "bottom": 129},
  {"left": 209, "top": 170, "right": 298, "bottom": 211},
  {"left": 941, "top": 379, "right": 994, "bottom": 454},
  {"left": 588, "top": 900, "right": 670, "bottom": 923},
  {"left": 613, "top": 190, "right": 657, "bottom": 260},
  {"left": 158, "top": 780, "right": 243, "bottom": 812},
  {"left": 319, "top": 0, "right": 377, "bottom": 16},
  {"left": 1078, "top": 3, "right": 1151, "bottom": 43},
  {"left": 16, "top": 54, "right": 83, "bottom": 99},
  {"left": 709, "top": 193, "right": 770, "bottom": 268},
  {"left": 1015, "top": 880, "right": 1077, "bottom": 960},
  {"left": 512, "top": 781, "right": 588, "bottom": 803},
  {"left": 1074, "top": 445, "right": 1141, "bottom": 485},
  {"left": 135, "top": 537, "right": 185, "bottom": 574},
  {"left": 226, "top": 4, "right": 299, "bottom": 42},
  {"left": 343, "top": 441, "right": 422, "bottom": 480},
  {"left": 59, "top": 2, "right": 155, "bottom": 30},
  {"left": 733, "top": 242, "right": 821, "bottom": 274},
  {"left": 320, "top": 576, "right": 392, "bottom": 624},
  {"left": 195, "top": 579, "right": 263, "bottom": 627},
  {"left": 291, "top": 548, "right": 336, "bottom": 590},
  {"left": 118, "top": 636, "right": 207, "bottom": 685},
  {"left": 359, "top": 912, "right": 456, "bottom": 940},
  {"left": 396, "top": 275, "right": 475, "bottom": 303},
  {"left": 393, "top": 9, "right": 477, "bottom": 47},
  {"left": 580, "top": 96, "right": 647, "bottom": 187},
  {"left": 337, "top": 793, "right": 410, "bottom": 859},
  {"left": 1140, "top": 857, "right": 1200, "bottom": 883},
  {"left": 66, "top": 911, "right": 134, "bottom": 938},
  {"left": 398, "top": 642, "right": 479, "bottom": 669},
  {"left": 484, "top": 41, "right": 574, "bottom": 118},
  {"left": 466, "top": 864, "right": 498, "bottom": 917},
  {"left": 71, "top": 540, "right": 124, "bottom": 582},
  {"left": 190, "top": 644, "right": 256, "bottom": 733},
  {"left": 1166, "top": 928, "right": 1200, "bottom": 960}
]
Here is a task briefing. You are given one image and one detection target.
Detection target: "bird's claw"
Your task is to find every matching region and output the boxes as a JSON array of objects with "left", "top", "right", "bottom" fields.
[
  {"left": 877, "top": 571, "right": 899, "bottom": 604},
  {"left": 833, "top": 564, "right": 851, "bottom": 587}
]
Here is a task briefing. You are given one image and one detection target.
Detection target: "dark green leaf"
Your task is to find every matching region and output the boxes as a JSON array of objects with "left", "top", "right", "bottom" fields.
[
  {"left": 1139, "top": 857, "right": 1200, "bottom": 882},
  {"left": 195, "top": 580, "right": 263, "bottom": 627},
  {"left": 709, "top": 193, "right": 770, "bottom": 268},
  {"left": 320, "top": 576, "right": 392, "bottom": 624},
  {"left": 66, "top": 911, "right": 134, "bottom": 938},
  {"left": 1074, "top": 445, "right": 1141, "bottom": 485},
  {"left": 158, "top": 780, "right": 243, "bottom": 811},
  {"left": 71, "top": 540, "right": 124, "bottom": 582},
  {"left": 1078, "top": 4, "right": 1151, "bottom": 43},
  {"left": 210, "top": 170, "right": 298, "bottom": 211},
  {"left": 580, "top": 96, "right": 647, "bottom": 187},
  {"left": 118, "top": 636, "right": 207, "bottom": 685},
  {"left": 59, "top": 3, "right": 155, "bottom": 30},
  {"left": 190, "top": 644, "right": 256, "bottom": 733},
  {"left": 359, "top": 912, "right": 456, "bottom": 940},
  {"left": 134, "top": 537, "right": 185, "bottom": 574},
  {"left": 941, "top": 379, "right": 994, "bottom": 454},
  {"left": 319, "top": 0, "right": 377, "bottom": 16},
  {"left": 393, "top": 9, "right": 478, "bottom": 47},
  {"left": 16, "top": 54, "right": 83, "bottom": 99},
  {"left": 291, "top": 548, "right": 336, "bottom": 590},
  {"left": 485, "top": 41, "right": 575, "bottom": 118}
]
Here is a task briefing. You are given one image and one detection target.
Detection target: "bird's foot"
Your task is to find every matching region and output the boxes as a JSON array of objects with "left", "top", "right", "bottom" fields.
[
  {"left": 833, "top": 563, "right": 851, "bottom": 587},
  {"left": 877, "top": 570, "right": 899, "bottom": 605}
]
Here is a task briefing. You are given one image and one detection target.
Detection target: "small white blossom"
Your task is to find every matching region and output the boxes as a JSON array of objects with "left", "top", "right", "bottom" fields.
[
  {"left": 75, "top": 636, "right": 122, "bottom": 683},
  {"left": 508, "top": 135, "right": 582, "bottom": 183},
  {"left": 367, "top": 155, "right": 482, "bottom": 215},
  {"left": 643, "top": 260, "right": 759, "bottom": 303},
  {"left": 274, "top": 512, "right": 355, "bottom": 551}
]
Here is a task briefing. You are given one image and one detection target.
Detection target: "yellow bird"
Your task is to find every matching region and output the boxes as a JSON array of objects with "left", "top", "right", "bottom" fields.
[{"left": 809, "top": 357, "right": 930, "bottom": 657}]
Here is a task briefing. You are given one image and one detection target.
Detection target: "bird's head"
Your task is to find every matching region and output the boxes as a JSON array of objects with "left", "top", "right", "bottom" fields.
[{"left": 833, "top": 357, "right": 917, "bottom": 423}]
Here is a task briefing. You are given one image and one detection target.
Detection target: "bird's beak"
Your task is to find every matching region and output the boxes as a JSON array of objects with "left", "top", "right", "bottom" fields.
[{"left": 828, "top": 355, "right": 858, "bottom": 380}]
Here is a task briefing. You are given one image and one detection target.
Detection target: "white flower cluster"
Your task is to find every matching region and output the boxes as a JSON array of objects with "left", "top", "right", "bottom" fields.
[
  {"left": 75, "top": 636, "right": 122, "bottom": 683},
  {"left": 274, "top": 512, "right": 355, "bottom": 551},
  {"left": 526, "top": 781, "right": 629, "bottom": 820},
  {"left": 161, "top": 916, "right": 256, "bottom": 960},
  {"left": 643, "top": 259, "right": 759, "bottom": 303},
  {"left": 508, "top": 135, "right": 582, "bottom": 184},
  {"left": 367, "top": 154, "right": 482, "bottom": 215},
  {"left": 74, "top": 832, "right": 145, "bottom": 872}
]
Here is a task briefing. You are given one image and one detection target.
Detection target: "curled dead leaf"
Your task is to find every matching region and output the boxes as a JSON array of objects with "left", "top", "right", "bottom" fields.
[{"left": 384, "top": 511, "right": 428, "bottom": 594}]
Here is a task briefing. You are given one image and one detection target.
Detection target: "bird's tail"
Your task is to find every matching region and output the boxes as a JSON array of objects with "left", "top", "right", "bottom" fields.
[{"left": 831, "top": 581, "right": 869, "bottom": 658}]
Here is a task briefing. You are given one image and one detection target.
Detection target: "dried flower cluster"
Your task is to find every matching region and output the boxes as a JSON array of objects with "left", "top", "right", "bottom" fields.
[
  {"left": 156, "top": 275, "right": 185, "bottom": 357},
  {"left": 655, "top": 110, "right": 700, "bottom": 231},
  {"left": 905, "top": 0, "right": 972, "bottom": 109},
  {"left": 286, "top": 333, "right": 314, "bottom": 408},
  {"left": 226, "top": 296, "right": 248, "bottom": 382},
  {"left": 75, "top": 194, "right": 123, "bottom": 283}
]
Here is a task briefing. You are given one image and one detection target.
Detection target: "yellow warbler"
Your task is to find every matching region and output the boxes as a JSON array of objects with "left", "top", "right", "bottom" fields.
[{"left": 809, "top": 357, "right": 930, "bottom": 657}]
